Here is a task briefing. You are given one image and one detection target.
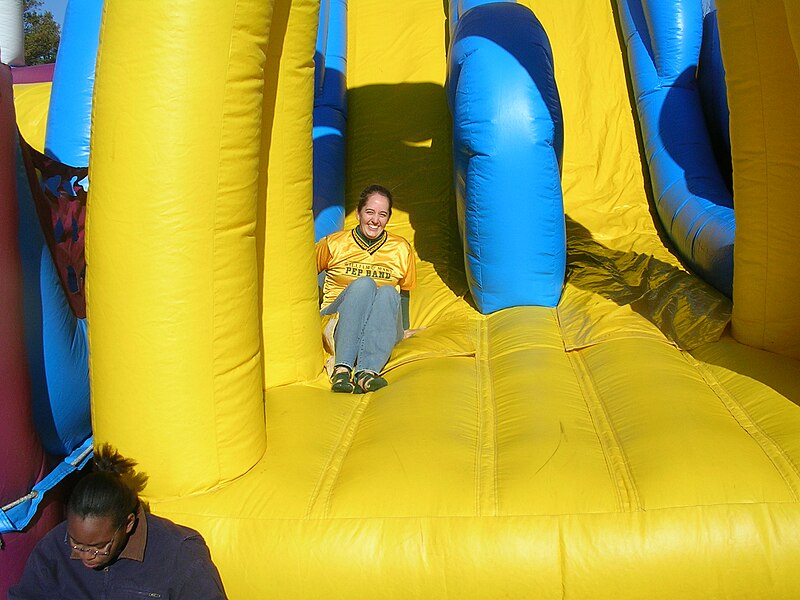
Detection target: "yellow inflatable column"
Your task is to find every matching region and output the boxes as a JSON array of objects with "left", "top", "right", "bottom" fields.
[
  {"left": 12, "top": 82, "right": 50, "bottom": 152},
  {"left": 88, "top": 0, "right": 272, "bottom": 498},
  {"left": 718, "top": 0, "right": 800, "bottom": 360},
  {"left": 259, "top": 0, "right": 323, "bottom": 388}
]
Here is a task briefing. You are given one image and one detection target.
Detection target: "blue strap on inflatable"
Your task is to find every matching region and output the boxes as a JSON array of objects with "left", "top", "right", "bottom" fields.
[{"left": 0, "top": 437, "right": 93, "bottom": 536}]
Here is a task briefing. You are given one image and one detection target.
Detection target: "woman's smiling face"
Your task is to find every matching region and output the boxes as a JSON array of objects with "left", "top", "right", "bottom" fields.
[{"left": 357, "top": 192, "right": 391, "bottom": 239}]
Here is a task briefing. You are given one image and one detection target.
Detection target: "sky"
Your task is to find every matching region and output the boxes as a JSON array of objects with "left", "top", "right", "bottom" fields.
[{"left": 41, "top": 0, "right": 68, "bottom": 28}]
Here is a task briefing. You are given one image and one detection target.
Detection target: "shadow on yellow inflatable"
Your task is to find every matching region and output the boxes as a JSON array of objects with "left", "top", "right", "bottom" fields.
[{"left": 14, "top": 0, "right": 800, "bottom": 597}]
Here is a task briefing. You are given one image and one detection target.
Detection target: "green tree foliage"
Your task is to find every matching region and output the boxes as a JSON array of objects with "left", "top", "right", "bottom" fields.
[{"left": 24, "top": 0, "right": 60, "bottom": 65}]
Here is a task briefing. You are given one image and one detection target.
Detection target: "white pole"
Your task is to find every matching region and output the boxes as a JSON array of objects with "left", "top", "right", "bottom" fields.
[{"left": 0, "top": 0, "right": 25, "bottom": 66}]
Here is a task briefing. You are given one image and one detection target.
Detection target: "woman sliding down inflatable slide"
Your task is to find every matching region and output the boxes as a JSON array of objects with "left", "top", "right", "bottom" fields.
[{"left": 2, "top": 0, "right": 800, "bottom": 598}]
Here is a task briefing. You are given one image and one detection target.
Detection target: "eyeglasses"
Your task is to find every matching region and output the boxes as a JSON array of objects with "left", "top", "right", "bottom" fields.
[{"left": 66, "top": 522, "right": 123, "bottom": 559}]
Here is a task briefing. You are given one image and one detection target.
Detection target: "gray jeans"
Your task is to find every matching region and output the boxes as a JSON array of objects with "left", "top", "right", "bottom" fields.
[{"left": 321, "top": 276, "right": 403, "bottom": 374}]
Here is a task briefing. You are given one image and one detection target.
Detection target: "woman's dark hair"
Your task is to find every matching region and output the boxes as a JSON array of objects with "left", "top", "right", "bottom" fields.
[
  {"left": 358, "top": 184, "right": 393, "bottom": 215},
  {"left": 67, "top": 443, "right": 148, "bottom": 527}
]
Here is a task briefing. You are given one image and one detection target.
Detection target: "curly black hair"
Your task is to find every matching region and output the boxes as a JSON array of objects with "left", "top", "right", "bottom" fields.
[{"left": 67, "top": 443, "right": 149, "bottom": 526}]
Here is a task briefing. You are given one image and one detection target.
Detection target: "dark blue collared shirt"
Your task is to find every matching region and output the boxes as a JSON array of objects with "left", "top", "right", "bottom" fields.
[{"left": 9, "top": 509, "right": 227, "bottom": 599}]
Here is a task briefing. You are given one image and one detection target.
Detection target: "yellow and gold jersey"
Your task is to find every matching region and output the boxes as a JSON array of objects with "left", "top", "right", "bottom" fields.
[{"left": 316, "top": 228, "right": 416, "bottom": 309}]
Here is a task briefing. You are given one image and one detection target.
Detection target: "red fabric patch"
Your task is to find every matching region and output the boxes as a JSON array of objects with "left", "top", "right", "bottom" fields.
[{"left": 19, "top": 135, "right": 87, "bottom": 319}]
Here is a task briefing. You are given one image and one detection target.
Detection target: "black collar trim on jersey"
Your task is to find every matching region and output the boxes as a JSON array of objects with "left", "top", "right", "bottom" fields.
[{"left": 352, "top": 227, "right": 387, "bottom": 255}]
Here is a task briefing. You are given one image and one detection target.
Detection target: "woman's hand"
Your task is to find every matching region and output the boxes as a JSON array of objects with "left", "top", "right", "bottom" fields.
[{"left": 402, "top": 327, "right": 426, "bottom": 340}]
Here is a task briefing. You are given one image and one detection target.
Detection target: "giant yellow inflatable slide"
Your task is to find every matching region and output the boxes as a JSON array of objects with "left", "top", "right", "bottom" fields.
[{"left": 15, "top": 0, "right": 798, "bottom": 597}]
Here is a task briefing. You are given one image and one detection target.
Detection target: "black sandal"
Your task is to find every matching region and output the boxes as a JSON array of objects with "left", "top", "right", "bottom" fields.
[
  {"left": 354, "top": 370, "right": 388, "bottom": 394},
  {"left": 330, "top": 367, "right": 354, "bottom": 393}
]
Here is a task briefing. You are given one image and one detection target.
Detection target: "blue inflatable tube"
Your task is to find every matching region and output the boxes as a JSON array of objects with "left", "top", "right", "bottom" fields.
[
  {"left": 313, "top": 0, "right": 331, "bottom": 97},
  {"left": 45, "top": 0, "right": 103, "bottom": 166},
  {"left": 616, "top": 0, "right": 734, "bottom": 296},
  {"left": 313, "top": 0, "right": 348, "bottom": 241},
  {"left": 16, "top": 145, "right": 90, "bottom": 457},
  {"left": 447, "top": 1, "right": 565, "bottom": 313},
  {"left": 448, "top": 0, "right": 515, "bottom": 37},
  {"left": 19, "top": 0, "right": 103, "bottom": 455},
  {"left": 697, "top": 5, "right": 731, "bottom": 191}
]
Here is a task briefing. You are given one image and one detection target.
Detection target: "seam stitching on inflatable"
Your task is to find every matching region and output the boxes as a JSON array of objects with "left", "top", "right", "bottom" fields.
[
  {"left": 750, "top": 0, "right": 770, "bottom": 347},
  {"left": 304, "top": 395, "right": 372, "bottom": 519},
  {"left": 685, "top": 352, "right": 800, "bottom": 501},
  {"left": 160, "top": 499, "right": 800, "bottom": 523},
  {"left": 473, "top": 318, "right": 483, "bottom": 516},
  {"left": 384, "top": 350, "right": 477, "bottom": 374},
  {"left": 569, "top": 350, "right": 641, "bottom": 512},
  {"left": 569, "top": 351, "right": 623, "bottom": 509},
  {"left": 557, "top": 523, "right": 568, "bottom": 598},
  {"left": 481, "top": 318, "right": 498, "bottom": 517},
  {"left": 210, "top": 10, "right": 231, "bottom": 487},
  {"left": 491, "top": 328, "right": 499, "bottom": 518},
  {"left": 325, "top": 395, "right": 372, "bottom": 518}
]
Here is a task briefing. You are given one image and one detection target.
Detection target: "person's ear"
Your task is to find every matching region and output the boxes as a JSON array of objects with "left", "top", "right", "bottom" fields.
[{"left": 124, "top": 512, "right": 136, "bottom": 534}]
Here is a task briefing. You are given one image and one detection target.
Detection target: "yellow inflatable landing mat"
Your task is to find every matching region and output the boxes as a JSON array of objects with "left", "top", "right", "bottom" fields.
[{"left": 71, "top": 0, "right": 800, "bottom": 598}]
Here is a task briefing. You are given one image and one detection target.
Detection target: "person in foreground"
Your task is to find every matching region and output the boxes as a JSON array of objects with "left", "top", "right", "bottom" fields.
[
  {"left": 316, "top": 184, "right": 417, "bottom": 393},
  {"left": 9, "top": 444, "right": 227, "bottom": 600}
]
